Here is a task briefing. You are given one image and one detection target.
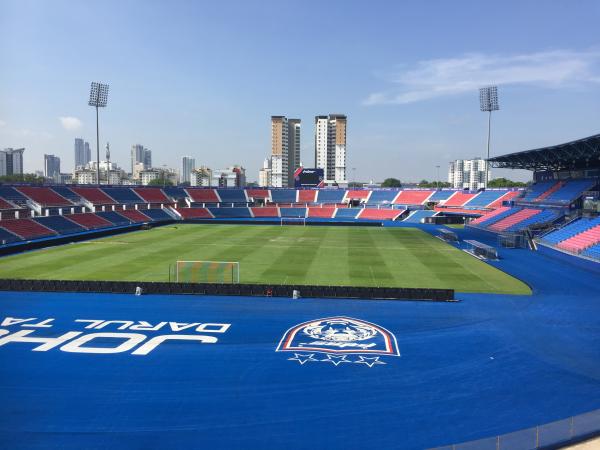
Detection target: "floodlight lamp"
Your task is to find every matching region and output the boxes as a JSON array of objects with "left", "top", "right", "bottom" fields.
[
  {"left": 88, "top": 82, "right": 110, "bottom": 107},
  {"left": 479, "top": 86, "right": 499, "bottom": 112}
]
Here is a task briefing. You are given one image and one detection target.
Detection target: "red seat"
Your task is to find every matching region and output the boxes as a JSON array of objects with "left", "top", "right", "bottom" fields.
[
  {"left": 117, "top": 210, "right": 151, "bottom": 223},
  {"left": 345, "top": 190, "right": 370, "bottom": 200},
  {"left": 558, "top": 225, "right": 600, "bottom": 253},
  {"left": 358, "top": 209, "right": 403, "bottom": 220},
  {"left": 17, "top": 187, "right": 71, "bottom": 206},
  {"left": 178, "top": 208, "right": 213, "bottom": 219},
  {"left": 307, "top": 207, "right": 335, "bottom": 218},
  {"left": 185, "top": 189, "right": 220, "bottom": 202},
  {"left": 443, "top": 192, "right": 478, "bottom": 207},
  {"left": 470, "top": 207, "right": 510, "bottom": 225},
  {"left": 251, "top": 207, "right": 279, "bottom": 217},
  {"left": 489, "top": 209, "right": 540, "bottom": 231},
  {"left": 487, "top": 191, "right": 520, "bottom": 209},
  {"left": 0, "top": 197, "right": 15, "bottom": 210},
  {"left": 0, "top": 218, "right": 56, "bottom": 239},
  {"left": 133, "top": 188, "right": 170, "bottom": 203},
  {"left": 247, "top": 189, "right": 269, "bottom": 200},
  {"left": 298, "top": 190, "right": 316, "bottom": 203},
  {"left": 71, "top": 187, "right": 116, "bottom": 204},
  {"left": 67, "top": 213, "right": 113, "bottom": 229},
  {"left": 393, "top": 190, "right": 433, "bottom": 205}
]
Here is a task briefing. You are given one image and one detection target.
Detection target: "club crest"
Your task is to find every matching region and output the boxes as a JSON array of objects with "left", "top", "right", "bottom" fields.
[{"left": 276, "top": 316, "right": 400, "bottom": 367}]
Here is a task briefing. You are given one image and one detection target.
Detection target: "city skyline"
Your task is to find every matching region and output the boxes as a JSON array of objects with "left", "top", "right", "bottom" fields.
[{"left": 2, "top": 1, "right": 600, "bottom": 183}]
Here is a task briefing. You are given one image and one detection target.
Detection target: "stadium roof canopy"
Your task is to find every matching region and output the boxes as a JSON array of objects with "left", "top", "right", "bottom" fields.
[{"left": 489, "top": 133, "right": 600, "bottom": 171}]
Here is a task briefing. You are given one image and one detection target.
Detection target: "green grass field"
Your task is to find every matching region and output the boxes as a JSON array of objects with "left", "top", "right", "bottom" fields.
[{"left": 0, "top": 224, "right": 530, "bottom": 294}]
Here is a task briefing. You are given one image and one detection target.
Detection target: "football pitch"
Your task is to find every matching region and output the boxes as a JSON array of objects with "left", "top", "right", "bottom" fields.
[{"left": 0, "top": 224, "right": 530, "bottom": 294}]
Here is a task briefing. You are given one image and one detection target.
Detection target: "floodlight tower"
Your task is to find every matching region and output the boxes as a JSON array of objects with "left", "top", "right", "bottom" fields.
[
  {"left": 479, "top": 86, "right": 499, "bottom": 188},
  {"left": 88, "top": 82, "right": 109, "bottom": 185}
]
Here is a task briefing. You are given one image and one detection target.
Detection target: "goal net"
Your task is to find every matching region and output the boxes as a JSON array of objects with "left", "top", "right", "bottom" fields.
[
  {"left": 280, "top": 217, "right": 306, "bottom": 226},
  {"left": 175, "top": 261, "right": 240, "bottom": 283}
]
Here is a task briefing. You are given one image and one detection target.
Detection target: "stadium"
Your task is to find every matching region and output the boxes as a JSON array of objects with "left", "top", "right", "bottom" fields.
[{"left": 0, "top": 134, "right": 599, "bottom": 449}]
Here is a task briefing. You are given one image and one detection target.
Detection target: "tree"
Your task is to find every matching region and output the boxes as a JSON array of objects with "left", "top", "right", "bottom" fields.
[
  {"left": 381, "top": 178, "right": 402, "bottom": 187},
  {"left": 487, "top": 177, "right": 528, "bottom": 188},
  {"left": 147, "top": 178, "right": 174, "bottom": 187},
  {"left": 0, "top": 173, "right": 45, "bottom": 184}
]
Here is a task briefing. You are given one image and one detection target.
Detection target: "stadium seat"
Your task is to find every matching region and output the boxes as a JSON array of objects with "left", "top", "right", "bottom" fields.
[
  {"left": 358, "top": 208, "right": 403, "bottom": 220},
  {"left": 34, "top": 216, "right": 87, "bottom": 234},
  {"left": 505, "top": 209, "right": 559, "bottom": 231},
  {"left": 251, "top": 207, "right": 279, "bottom": 217},
  {"left": 280, "top": 207, "right": 306, "bottom": 218},
  {"left": 185, "top": 188, "right": 220, "bottom": 203},
  {"left": 246, "top": 189, "right": 270, "bottom": 201},
  {"left": 443, "top": 191, "right": 478, "bottom": 207},
  {"left": 0, "top": 197, "right": 16, "bottom": 210},
  {"left": 582, "top": 243, "right": 600, "bottom": 260},
  {"left": 316, "top": 189, "right": 345, "bottom": 204},
  {"left": 333, "top": 208, "right": 360, "bottom": 219},
  {"left": 142, "top": 209, "right": 173, "bottom": 221},
  {"left": 17, "top": 186, "right": 72, "bottom": 206},
  {"left": 297, "top": 190, "right": 317, "bottom": 203},
  {"left": 101, "top": 188, "right": 144, "bottom": 204},
  {"left": 162, "top": 186, "right": 188, "bottom": 201},
  {"left": 307, "top": 207, "right": 335, "bottom": 218},
  {"left": 70, "top": 187, "right": 116, "bottom": 204},
  {"left": 117, "top": 209, "right": 151, "bottom": 223},
  {"left": 463, "top": 190, "right": 508, "bottom": 209},
  {"left": 0, "top": 186, "right": 28, "bottom": 206},
  {"left": 542, "top": 217, "right": 600, "bottom": 245},
  {"left": 0, "top": 218, "right": 56, "bottom": 239},
  {"left": 393, "top": 190, "right": 433, "bottom": 205},
  {"left": 345, "top": 190, "right": 370, "bottom": 201},
  {"left": 51, "top": 186, "right": 81, "bottom": 203},
  {"left": 402, "top": 210, "right": 437, "bottom": 223},
  {"left": 208, "top": 207, "right": 252, "bottom": 218},
  {"left": 557, "top": 224, "right": 600, "bottom": 253},
  {"left": 367, "top": 190, "right": 398, "bottom": 206},
  {"left": 177, "top": 208, "right": 213, "bottom": 219},
  {"left": 469, "top": 207, "right": 512, "bottom": 226},
  {"left": 486, "top": 190, "right": 522, "bottom": 209},
  {"left": 0, "top": 226, "right": 20, "bottom": 244},
  {"left": 67, "top": 213, "right": 114, "bottom": 229},
  {"left": 216, "top": 189, "right": 247, "bottom": 203},
  {"left": 133, "top": 188, "right": 171, "bottom": 203},
  {"left": 427, "top": 190, "right": 455, "bottom": 202},
  {"left": 545, "top": 179, "right": 596, "bottom": 203},
  {"left": 95, "top": 211, "right": 133, "bottom": 226},
  {"left": 521, "top": 181, "right": 556, "bottom": 201},
  {"left": 489, "top": 208, "right": 541, "bottom": 231},
  {"left": 270, "top": 189, "right": 297, "bottom": 204}
]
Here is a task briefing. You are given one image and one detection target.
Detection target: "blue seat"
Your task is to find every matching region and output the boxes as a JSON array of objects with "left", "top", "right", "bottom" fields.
[
  {"left": 280, "top": 207, "right": 306, "bottom": 218},
  {"left": 316, "top": 190, "right": 345, "bottom": 204},
  {"left": 216, "top": 189, "right": 247, "bottom": 203},
  {"left": 463, "top": 190, "right": 508, "bottom": 208},
  {"left": 477, "top": 208, "right": 521, "bottom": 227},
  {"left": 142, "top": 209, "right": 172, "bottom": 221},
  {"left": 542, "top": 217, "right": 600, "bottom": 244},
  {"left": 334, "top": 208, "right": 360, "bottom": 219},
  {"left": 506, "top": 209, "right": 559, "bottom": 231},
  {"left": 0, "top": 227, "right": 20, "bottom": 244},
  {"left": 101, "top": 188, "right": 143, "bottom": 204},
  {"left": 51, "top": 186, "right": 80, "bottom": 203},
  {"left": 367, "top": 190, "right": 398, "bottom": 205},
  {"left": 271, "top": 189, "right": 297, "bottom": 203},
  {"left": 582, "top": 243, "right": 600, "bottom": 259},
  {"left": 162, "top": 186, "right": 187, "bottom": 200},
  {"left": 403, "top": 210, "right": 437, "bottom": 223},
  {"left": 546, "top": 180, "right": 596, "bottom": 203},
  {"left": 0, "top": 186, "right": 28, "bottom": 206},
  {"left": 521, "top": 181, "right": 555, "bottom": 201},
  {"left": 208, "top": 207, "right": 252, "bottom": 218},
  {"left": 34, "top": 216, "right": 86, "bottom": 234},
  {"left": 95, "top": 211, "right": 131, "bottom": 226},
  {"left": 428, "top": 190, "right": 454, "bottom": 202}
]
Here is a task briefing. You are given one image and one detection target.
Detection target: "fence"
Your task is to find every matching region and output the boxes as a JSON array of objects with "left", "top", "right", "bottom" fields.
[{"left": 430, "top": 408, "right": 600, "bottom": 450}]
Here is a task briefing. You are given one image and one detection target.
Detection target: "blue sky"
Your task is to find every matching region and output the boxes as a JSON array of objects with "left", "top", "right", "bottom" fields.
[{"left": 1, "top": 0, "right": 599, "bottom": 182}]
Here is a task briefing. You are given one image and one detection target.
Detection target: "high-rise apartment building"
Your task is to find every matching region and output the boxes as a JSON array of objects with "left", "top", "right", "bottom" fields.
[
  {"left": 131, "top": 144, "right": 152, "bottom": 173},
  {"left": 270, "top": 116, "right": 301, "bottom": 187},
  {"left": 0, "top": 148, "right": 25, "bottom": 176},
  {"left": 258, "top": 158, "right": 272, "bottom": 187},
  {"left": 314, "top": 114, "right": 346, "bottom": 185},
  {"left": 44, "top": 154, "right": 61, "bottom": 181},
  {"left": 74, "top": 138, "right": 91, "bottom": 169},
  {"left": 182, "top": 156, "right": 196, "bottom": 184},
  {"left": 448, "top": 158, "right": 490, "bottom": 190}
]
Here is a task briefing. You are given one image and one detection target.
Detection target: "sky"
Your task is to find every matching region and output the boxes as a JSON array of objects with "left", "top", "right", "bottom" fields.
[{"left": 1, "top": 0, "right": 599, "bottom": 183}]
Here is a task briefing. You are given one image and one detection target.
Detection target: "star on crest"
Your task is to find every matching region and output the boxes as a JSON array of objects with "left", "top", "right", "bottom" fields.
[
  {"left": 321, "top": 354, "right": 351, "bottom": 366},
  {"left": 288, "top": 353, "right": 318, "bottom": 365},
  {"left": 354, "top": 356, "right": 386, "bottom": 367}
]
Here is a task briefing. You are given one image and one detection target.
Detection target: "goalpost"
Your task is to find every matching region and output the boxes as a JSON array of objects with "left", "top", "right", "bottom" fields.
[
  {"left": 280, "top": 217, "right": 306, "bottom": 226},
  {"left": 174, "top": 261, "right": 240, "bottom": 284}
]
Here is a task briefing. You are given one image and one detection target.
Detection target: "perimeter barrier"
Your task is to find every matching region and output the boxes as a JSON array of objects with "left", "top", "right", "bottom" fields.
[
  {"left": 0, "top": 279, "right": 455, "bottom": 301},
  {"left": 430, "top": 408, "right": 600, "bottom": 450}
]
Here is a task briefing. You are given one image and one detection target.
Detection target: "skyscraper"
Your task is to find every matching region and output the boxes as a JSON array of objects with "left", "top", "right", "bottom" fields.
[
  {"left": 44, "top": 154, "right": 61, "bottom": 180},
  {"left": 0, "top": 148, "right": 25, "bottom": 176},
  {"left": 131, "top": 144, "right": 151, "bottom": 173},
  {"left": 75, "top": 138, "right": 91, "bottom": 169},
  {"left": 84, "top": 141, "right": 91, "bottom": 165},
  {"left": 314, "top": 114, "right": 347, "bottom": 184},
  {"left": 182, "top": 156, "right": 196, "bottom": 184},
  {"left": 448, "top": 158, "right": 490, "bottom": 190},
  {"left": 270, "top": 116, "right": 301, "bottom": 187}
]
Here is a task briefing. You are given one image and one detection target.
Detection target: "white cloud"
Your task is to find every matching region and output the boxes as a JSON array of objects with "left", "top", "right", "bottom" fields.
[
  {"left": 0, "top": 120, "right": 6, "bottom": 127},
  {"left": 59, "top": 116, "right": 83, "bottom": 131},
  {"left": 364, "top": 49, "right": 600, "bottom": 105}
]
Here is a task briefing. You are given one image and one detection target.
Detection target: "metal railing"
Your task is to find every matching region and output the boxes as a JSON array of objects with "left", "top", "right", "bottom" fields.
[{"left": 430, "top": 408, "right": 600, "bottom": 450}]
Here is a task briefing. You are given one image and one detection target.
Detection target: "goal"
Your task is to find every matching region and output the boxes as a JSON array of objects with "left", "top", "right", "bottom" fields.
[
  {"left": 174, "top": 261, "right": 240, "bottom": 284},
  {"left": 280, "top": 217, "right": 306, "bottom": 226}
]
